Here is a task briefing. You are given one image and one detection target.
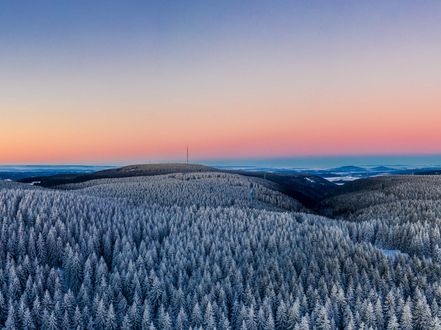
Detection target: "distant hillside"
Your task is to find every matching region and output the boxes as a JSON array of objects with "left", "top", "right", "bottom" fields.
[
  {"left": 233, "top": 171, "right": 337, "bottom": 208},
  {"left": 328, "top": 165, "right": 367, "bottom": 173},
  {"left": 58, "top": 171, "right": 303, "bottom": 211},
  {"left": 0, "top": 165, "right": 110, "bottom": 181},
  {"left": 317, "top": 174, "right": 441, "bottom": 261},
  {"left": 19, "top": 163, "right": 216, "bottom": 187},
  {"left": 19, "top": 163, "right": 336, "bottom": 208},
  {"left": 416, "top": 169, "right": 441, "bottom": 175},
  {"left": 319, "top": 175, "right": 441, "bottom": 219}
]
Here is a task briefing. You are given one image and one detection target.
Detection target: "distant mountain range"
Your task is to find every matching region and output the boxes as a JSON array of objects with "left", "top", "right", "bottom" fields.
[
  {"left": 218, "top": 165, "right": 441, "bottom": 185},
  {"left": 0, "top": 165, "right": 112, "bottom": 181}
]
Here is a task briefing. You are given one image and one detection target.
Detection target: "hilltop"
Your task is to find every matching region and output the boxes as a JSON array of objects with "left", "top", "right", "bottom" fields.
[
  {"left": 19, "top": 163, "right": 216, "bottom": 187},
  {"left": 20, "top": 163, "right": 336, "bottom": 207}
]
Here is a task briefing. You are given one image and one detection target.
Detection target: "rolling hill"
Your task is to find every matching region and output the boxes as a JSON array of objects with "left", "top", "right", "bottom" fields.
[
  {"left": 20, "top": 163, "right": 336, "bottom": 208},
  {"left": 59, "top": 171, "right": 303, "bottom": 211},
  {"left": 19, "top": 163, "right": 216, "bottom": 187}
]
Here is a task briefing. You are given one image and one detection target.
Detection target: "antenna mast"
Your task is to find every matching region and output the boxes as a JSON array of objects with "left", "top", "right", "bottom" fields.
[{"left": 186, "top": 145, "right": 189, "bottom": 164}]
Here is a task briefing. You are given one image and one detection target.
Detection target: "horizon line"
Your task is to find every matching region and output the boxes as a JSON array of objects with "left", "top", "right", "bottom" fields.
[{"left": 2, "top": 152, "right": 441, "bottom": 167}]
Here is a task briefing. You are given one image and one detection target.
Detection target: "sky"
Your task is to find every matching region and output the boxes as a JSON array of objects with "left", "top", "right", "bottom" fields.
[{"left": 1, "top": 0, "right": 440, "bottom": 164}]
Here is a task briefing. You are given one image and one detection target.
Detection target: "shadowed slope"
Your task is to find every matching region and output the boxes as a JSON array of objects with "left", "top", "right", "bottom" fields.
[
  {"left": 320, "top": 175, "right": 441, "bottom": 219},
  {"left": 233, "top": 171, "right": 337, "bottom": 208}
]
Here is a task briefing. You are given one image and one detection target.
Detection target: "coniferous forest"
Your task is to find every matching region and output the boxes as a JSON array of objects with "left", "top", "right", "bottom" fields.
[
  {"left": 3, "top": 0, "right": 441, "bottom": 328},
  {"left": 1, "top": 172, "right": 441, "bottom": 329}
]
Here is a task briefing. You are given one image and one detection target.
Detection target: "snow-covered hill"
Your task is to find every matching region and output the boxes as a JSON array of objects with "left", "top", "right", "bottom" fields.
[
  {"left": 0, "top": 174, "right": 441, "bottom": 329},
  {"left": 58, "top": 172, "right": 302, "bottom": 211},
  {"left": 320, "top": 175, "right": 441, "bottom": 260}
]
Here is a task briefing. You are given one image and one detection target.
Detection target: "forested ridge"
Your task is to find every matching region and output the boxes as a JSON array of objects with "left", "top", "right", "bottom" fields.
[
  {"left": 58, "top": 172, "right": 302, "bottom": 211},
  {"left": 1, "top": 173, "right": 441, "bottom": 329}
]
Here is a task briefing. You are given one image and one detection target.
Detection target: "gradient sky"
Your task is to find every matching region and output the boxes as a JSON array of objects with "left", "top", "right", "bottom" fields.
[{"left": 1, "top": 0, "right": 440, "bottom": 164}]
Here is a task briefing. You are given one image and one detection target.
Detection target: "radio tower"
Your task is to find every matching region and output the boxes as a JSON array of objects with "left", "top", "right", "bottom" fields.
[{"left": 186, "top": 145, "right": 189, "bottom": 164}]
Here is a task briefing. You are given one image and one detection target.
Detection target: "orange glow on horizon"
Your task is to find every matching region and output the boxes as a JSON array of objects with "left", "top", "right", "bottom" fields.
[
  {"left": 1, "top": 90, "right": 440, "bottom": 164},
  {"left": 1, "top": 1, "right": 441, "bottom": 164}
]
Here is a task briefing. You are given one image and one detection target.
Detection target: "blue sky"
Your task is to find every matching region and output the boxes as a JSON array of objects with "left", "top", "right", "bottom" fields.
[{"left": 1, "top": 1, "right": 441, "bottom": 163}]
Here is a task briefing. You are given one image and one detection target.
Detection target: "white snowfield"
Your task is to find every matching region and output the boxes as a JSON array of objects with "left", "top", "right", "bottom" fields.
[{"left": 0, "top": 173, "right": 440, "bottom": 329}]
